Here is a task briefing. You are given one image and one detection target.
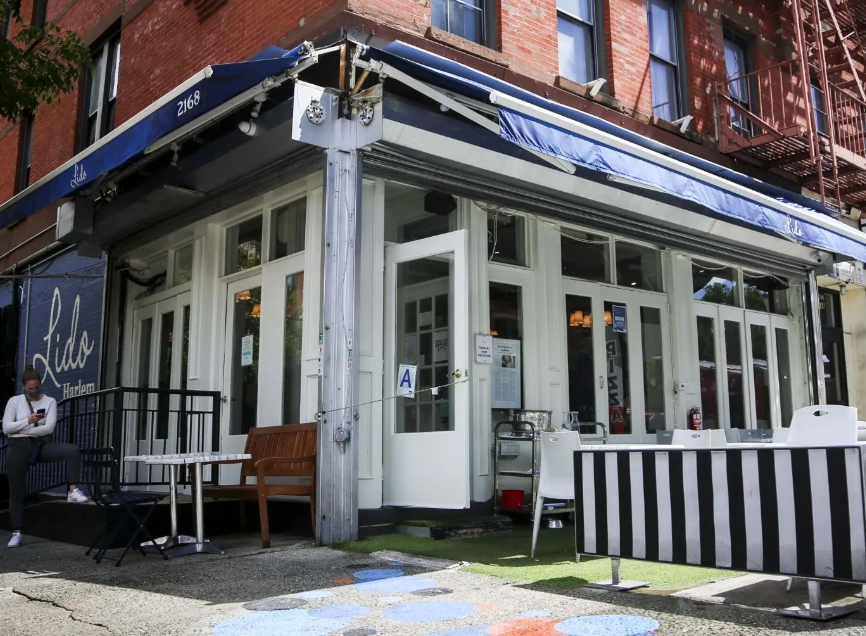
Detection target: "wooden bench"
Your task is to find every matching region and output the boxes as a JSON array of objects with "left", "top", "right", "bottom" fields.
[{"left": 202, "top": 423, "right": 317, "bottom": 547}]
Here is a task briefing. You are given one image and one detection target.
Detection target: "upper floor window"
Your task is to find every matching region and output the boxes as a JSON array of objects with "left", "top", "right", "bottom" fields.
[
  {"left": 557, "top": 0, "right": 600, "bottom": 85},
  {"left": 432, "top": 0, "right": 485, "bottom": 44},
  {"left": 648, "top": 0, "right": 682, "bottom": 120},
  {"left": 723, "top": 28, "right": 754, "bottom": 136},
  {"left": 81, "top": 32, "right": 121, "bottom": 148},
  {"left": 16, "top": 113, "right": 34, "bottom": 193},
  {"left": 811, "top": 83, "right": 828, "bottom": 135},
  {"left": 33, "top": 0, "right": 47, "bottom": 29}
]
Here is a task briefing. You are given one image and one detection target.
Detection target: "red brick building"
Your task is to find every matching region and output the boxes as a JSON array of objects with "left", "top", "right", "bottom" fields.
[{"left": 4, "top": 0, "right": 866, "bottom": 269}]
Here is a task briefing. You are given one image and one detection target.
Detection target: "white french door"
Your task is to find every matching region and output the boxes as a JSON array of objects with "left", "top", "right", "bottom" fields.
[
  {"left": 563, "top": 280, "right": 673, "bottom": 438},
  {"left": 695, "top": 303, "right": 799, "bottom": 430},
  {"left": 384, "top": 230, "right": 470, "bottom": 508},
  {"left": 219, "top": 253, "right": 310, "bottom": 483},
  {"left": 127, "top": 292, "right": 192, "bottom": 480}
]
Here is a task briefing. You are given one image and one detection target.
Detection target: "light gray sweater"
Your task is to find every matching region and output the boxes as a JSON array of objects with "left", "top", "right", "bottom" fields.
[{"left": 2, "top": 394, "right": 58, "bottom": 438}]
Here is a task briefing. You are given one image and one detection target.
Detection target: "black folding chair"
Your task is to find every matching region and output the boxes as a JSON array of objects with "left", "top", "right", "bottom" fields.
[{"left": 80, "top": 448, "right": 169, "bottom": 566}]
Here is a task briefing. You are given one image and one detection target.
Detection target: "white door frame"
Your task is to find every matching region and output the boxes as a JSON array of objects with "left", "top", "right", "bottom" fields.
[
  {"left": 562, "top": 279, "right": 673, "bottom": 439},
  {"left": 383, "top": 229, "right": 470, "bottom": 508}
]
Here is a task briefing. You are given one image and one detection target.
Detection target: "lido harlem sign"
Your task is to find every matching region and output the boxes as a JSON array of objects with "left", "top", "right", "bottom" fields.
[{"left": 32, "top": 287, "right": 97, "bottom": 399}]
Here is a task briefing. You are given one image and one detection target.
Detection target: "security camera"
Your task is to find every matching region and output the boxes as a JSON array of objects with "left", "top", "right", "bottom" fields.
[{"left": 811, "top": 250, "right": 826, "bottom": 265}]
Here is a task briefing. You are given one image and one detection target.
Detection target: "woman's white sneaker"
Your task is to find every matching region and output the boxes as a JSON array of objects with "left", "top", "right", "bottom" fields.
[
  {"left": 7, "top": 532, "right": 22, "bottom": 548},
  {"left": 67, "top": 488, "right": 89, "bottom": 503}
]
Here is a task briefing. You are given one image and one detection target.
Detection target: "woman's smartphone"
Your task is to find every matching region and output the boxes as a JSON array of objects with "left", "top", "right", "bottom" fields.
[{"left": 36, "top": 409, "right": 46, "bottom": 418}]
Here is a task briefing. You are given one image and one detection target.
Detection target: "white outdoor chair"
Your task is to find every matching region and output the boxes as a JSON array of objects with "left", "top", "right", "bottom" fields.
[
  {"left": 531, "top": 430, "right": 581, "bottom": 558},
  {"left": 671, "top": 429, "right": 727, "bottom": 448},
  {"left": 772, "top": 428, "right": 789, "bottom": 444},
  {"left": 786, "top": 405, "right": 858, "bottom": 446}
]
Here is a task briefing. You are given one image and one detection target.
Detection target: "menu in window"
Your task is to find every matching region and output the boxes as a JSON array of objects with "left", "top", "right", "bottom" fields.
[{"left": 492, "top": 338, "right": 521, "bottom": 409}]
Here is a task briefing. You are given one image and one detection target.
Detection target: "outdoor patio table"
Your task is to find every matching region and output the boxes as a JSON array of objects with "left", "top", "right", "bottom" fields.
[{"left": 125, "top": 452, "right": 251, "bottom": 556}]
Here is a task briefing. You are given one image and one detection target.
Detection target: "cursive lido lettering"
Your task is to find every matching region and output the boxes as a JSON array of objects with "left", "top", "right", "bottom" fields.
[
  {"left": 70, "top": 163, "right": 88, "bottom": 189},
  {"left": 32, "top": 288, "right": 95, "bottom": 389}
]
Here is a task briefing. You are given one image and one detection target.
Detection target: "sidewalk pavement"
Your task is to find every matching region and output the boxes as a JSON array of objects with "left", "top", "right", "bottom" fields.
[{"left": 1, "top": 531, "right": 865, "bottom": 636}]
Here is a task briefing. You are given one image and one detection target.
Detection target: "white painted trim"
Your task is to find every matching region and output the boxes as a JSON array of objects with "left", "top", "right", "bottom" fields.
[{"left": 490, "top": 91, "right": 866, "bottom": 245}]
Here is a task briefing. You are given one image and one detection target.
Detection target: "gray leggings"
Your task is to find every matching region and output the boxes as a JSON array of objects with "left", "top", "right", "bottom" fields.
[{"left": 6, "top": 437, "right": 82, "bottom": 531}]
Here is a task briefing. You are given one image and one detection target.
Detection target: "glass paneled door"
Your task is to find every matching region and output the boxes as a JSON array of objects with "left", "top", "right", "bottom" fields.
[
  {"left": 220, "top": 252, "right": 308, "bottom": 483},
  {"left": 384, "top": 230, "right": 470, "bottom": 508},
  {"left": 564, "top": 281, "right": 673, "bottom": 438},
  {"left": 695, "top": 304, "right": 798, "bottom": 430},
  {"left": 127, "top": 293, "right": 192, "bottom": 480}
]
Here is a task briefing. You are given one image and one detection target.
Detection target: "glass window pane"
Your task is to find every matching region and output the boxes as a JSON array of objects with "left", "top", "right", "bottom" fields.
[
  {"left": 651, "top": 59, "right": 678, "bottom": 120},
  {"left": 743, "top": 272, "right": 788, "bottom": 313},
  {"left": 156, "top": 311, "right": 174, "bottom": 439},
  {"left": 693, "top": 260, "right": 739, "bottom": 306},
  {"left": 641, "top": 307, "right": 666, "bottom": 432},
  {"left": 181, "top": 306, "right": 191, "bottom": 391},
  {"left": 562, "top": 230, "right": 610, "bottom": 282},
  {"left": 283, "top": 273, "right": 304, "bottom": 424},
  {"left": 566, "top": 295, "right": 596, "bottom": 423},
  {"left": 558, "top": 0, "right": 593, "bottom": 22},
  {"left": 824, "top": 340, "right": 846, "bottom": 405},
  {"left": 432, "top": 0, "right": 447, "bottom": 31},
  {"left": 488, "top": 212, "right": 527, "bottom": 266},
  {"left": 396, "top": 256, "right": 454, "bottom": 433},
  {"left": 230, "top": 287, "right": 261, "bottom": 435},
  {"left": 136, "top": 318, "right": 153, "bottom": 440},
  {"left": 696, "top": 316, "right": 720, "bottom": 429},
  {"left": 616, "top": 241, "right": 663, "bottom": 291},
  {"left": 89, "top": 50, "right": 105, "bottom": 118},
  {"left": 225, "top": 216, "right": 263, "bottom": 275},
  {"left": 812, "top": 84, "right": 828, "bottom": 135},
  {"left": 606, "top": 301, "right": 631, "bottom": 434},
  {"left": 272, "top": 198, "right": 306, "bottom": 260},
  {"left": 750, "top": 324, "right": 771, "bottom": 429},
  {"left": 108, "top": 39, "right": 121, "bottom": 101},
  {"left": 558, "top": 16, "right": 594, "bottom": 84},
  {"left": 648, "top": 0, "right": 675, "bottom": 62},
  {"left": 724, "top": 320, "right": 746, "bottom": 428},
  {"left": 173, "top": 245, "right": 193, "bottom": 286},
  {"left": 775, "top": 327, "right": 793, "bottom": 427},
  {"left": 385, "top": 182, "right": 453, "bottom": 244},
  {"left": 489, "top": 283, "right": 522, "bottom": 340}
]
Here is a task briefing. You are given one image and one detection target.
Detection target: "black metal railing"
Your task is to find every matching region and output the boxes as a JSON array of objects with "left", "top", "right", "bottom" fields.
[{"left": 1, "top": 387, "right": 222, "bottom": 502}]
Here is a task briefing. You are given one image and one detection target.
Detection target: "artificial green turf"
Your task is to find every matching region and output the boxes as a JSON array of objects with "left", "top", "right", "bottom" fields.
[{"left": 336, "top": 526, "right": 739, "bottom": 591}]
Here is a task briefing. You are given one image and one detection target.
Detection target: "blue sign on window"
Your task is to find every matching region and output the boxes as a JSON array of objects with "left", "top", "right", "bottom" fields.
[{"left": 613, "top": 304, "right": 627, "bottom": 333}]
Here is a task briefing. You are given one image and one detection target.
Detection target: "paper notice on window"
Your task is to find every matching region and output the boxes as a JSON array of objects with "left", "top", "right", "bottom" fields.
[
  {"left": 434, "top": 331, "right": 449, "bottom": 363},
  {"left": 241, "top": 335, "right": 254, "bottom": 367},
  {"left": 492, "top": 338, "right": 521, "bottom": 409}
]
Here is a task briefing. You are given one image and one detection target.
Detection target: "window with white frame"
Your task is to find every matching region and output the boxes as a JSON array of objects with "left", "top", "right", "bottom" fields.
[
  {"left": 647, "top": 0, "right": 683, "bottom": 121},
  {"left": 557, "top": 0, "right": 602, "bottom": 85},
  {"left": 561, "top": 229, "right": 664, "bottom": 292},
  {"left": 432, "top": 0, "right": 486, "bottom": 44},
  {"left": 224, "top": 197, "right": 308, "bottom": 275},
  {"left": 81, "top": 31, "right": 121, "bottom": 148}
]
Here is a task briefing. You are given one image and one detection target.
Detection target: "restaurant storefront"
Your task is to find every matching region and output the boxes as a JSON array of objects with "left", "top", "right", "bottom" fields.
[{"left": 2, "top": 38, "right": 864, "bottom": 539}]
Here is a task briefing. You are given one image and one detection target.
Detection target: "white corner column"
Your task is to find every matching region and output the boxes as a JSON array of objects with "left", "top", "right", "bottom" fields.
[
  {"left": 293, "top": 80, "right": 383, "bottom": 544},
  {"left": 666, "top": 252, "right": 700, "bottom": 429}
]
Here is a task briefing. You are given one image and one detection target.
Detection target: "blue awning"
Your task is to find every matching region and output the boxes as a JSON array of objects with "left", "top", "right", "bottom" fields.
[
  {"left": 0, "top": 43, "right": 313, "bottom": 231},
  {"left": 365, "top": 41, "right": 866, "bottom": 263}
]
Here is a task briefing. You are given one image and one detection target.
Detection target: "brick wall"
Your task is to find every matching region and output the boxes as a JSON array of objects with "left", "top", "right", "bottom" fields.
[{"left": 0, "top": 0, "right": 790, "bottom": 262}]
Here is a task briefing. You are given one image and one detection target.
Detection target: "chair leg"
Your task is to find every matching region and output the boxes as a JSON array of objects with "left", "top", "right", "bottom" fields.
[
  {"left": 86, "top": 518, "right": 111, "bottom": 557},
  {"left": 531, "top": 495, "right": 544, "bottom": 558},
  {"left": 96, "top": 510, "right": 127, "bottom": 564},
  {"left": 258, "top": 493, "right": 271, "bottom": 548},
  {"left": 132, "top": 503, "right": 169, "bottom": 561}
]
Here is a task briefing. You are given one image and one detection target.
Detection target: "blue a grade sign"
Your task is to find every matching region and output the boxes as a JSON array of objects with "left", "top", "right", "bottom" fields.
[
  {"left": 19, "top": 251, "right": 105, "bottom": 401},
  {"left": 612, "top": 305, "right": 627, "bottom": 333}
]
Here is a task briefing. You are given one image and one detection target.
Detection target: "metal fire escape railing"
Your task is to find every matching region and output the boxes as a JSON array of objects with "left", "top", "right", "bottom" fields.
[{"left": 714, "top": 0, "right": 866, "bottom": 211}]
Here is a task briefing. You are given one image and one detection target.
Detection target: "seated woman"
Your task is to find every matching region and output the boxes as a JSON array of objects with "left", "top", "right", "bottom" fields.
[{"left": 2, "top": 366, "right": 89, "bottom": 548}]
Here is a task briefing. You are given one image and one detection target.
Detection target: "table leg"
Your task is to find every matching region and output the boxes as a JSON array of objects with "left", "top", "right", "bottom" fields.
[
  {"left": 169, "top": 462, "right": 223, "bottom": 556},
  {"left": 141, "top": 464, "right": 196, "bottom": 550}
]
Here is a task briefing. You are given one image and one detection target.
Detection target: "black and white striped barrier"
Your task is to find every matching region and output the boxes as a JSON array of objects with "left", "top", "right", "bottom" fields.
[{"left": 574, "top": 446, "right": 866, "bottom": 620}]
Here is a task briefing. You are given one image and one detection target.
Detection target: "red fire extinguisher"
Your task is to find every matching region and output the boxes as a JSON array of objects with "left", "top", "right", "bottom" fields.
[{"left": 688, "top": 406, "right": 702, "bottom": 431}]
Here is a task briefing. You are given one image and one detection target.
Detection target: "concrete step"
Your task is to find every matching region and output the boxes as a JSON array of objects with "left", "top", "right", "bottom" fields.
[{"left": 0, "top": 494, "right": 313, "bottom": 547}]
